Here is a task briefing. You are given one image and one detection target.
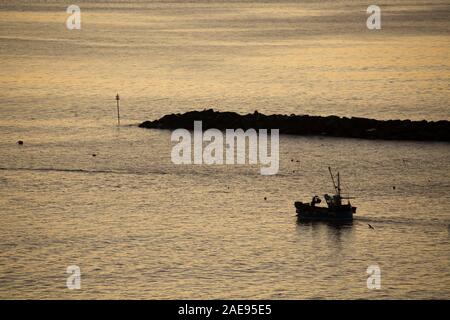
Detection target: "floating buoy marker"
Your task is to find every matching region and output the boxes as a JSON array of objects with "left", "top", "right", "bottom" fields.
[{"left": 116, "top": 93, "right": 120, "bottom": 126}]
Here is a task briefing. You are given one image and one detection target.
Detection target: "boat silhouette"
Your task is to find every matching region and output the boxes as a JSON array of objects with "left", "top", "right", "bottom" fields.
[{"left": 294, "top": 167, "right": 356, "bottom": 221}]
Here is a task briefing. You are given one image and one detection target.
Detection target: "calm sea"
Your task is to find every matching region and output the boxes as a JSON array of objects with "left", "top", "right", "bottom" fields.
[{"left": 0, "top": 0, "right": 449, "bottom": 299}]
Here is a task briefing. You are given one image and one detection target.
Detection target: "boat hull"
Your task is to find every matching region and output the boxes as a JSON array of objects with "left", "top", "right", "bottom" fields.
[{"left": 294, "top": 201, "right": 355, "bottom": 221}]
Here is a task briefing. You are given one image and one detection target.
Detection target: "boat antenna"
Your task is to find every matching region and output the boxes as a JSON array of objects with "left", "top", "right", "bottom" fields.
[
  {"left": 337, "top": 171, "right": 341, "bottom": 196},
  {"left": 328, "top": 166, "right": 339, "bottom": 194}
]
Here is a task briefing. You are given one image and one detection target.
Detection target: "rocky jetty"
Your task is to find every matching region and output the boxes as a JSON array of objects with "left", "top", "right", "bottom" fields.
[{"left": 139, "top": 109, "right": 450, "bottom": 142}]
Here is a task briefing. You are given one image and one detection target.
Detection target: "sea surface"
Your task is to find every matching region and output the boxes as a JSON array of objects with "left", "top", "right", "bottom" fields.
[{"left": 0, "top": 0, "right": 449, "bottom": 299}]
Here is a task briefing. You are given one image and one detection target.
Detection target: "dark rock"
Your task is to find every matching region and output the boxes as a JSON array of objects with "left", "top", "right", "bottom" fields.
[{"left": 139, "top": 109, "right": 450, "bottom": 142}]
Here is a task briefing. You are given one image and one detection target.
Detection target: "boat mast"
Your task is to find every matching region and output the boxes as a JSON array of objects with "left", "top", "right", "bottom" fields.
[
  {"left": 328, "top": 167, "right": 339, "bottom": 195},
  {"left": 337, "top": 172, "right": 341, "bottom": 196}
]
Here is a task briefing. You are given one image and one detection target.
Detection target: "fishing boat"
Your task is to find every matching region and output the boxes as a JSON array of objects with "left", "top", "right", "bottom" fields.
[{"left": 294, "top": 167, "right": 356, "bottom": 221}]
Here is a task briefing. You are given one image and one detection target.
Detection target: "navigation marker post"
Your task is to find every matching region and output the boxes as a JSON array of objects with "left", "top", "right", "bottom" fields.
[{"left": 116, "top": 93, "right": 120, "bottom": 126}]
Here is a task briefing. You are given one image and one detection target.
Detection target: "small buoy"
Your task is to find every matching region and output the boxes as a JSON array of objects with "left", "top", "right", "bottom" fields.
[
  {"left": 392, "top": 186, "right": 396, "bottom": 190},
  {"left": 92, "top": 154, "right": 97, "bottom": 157},
  {"left": 264, "top": 197, "right": 267, "bottom": 201},
  {"left": 293, "top": 170, "right": 295, "bottom": 173},
  {"left": 291, "top": 159, "right": 294, "bottom": 162},
  {"left": 17, "top": 140, "right": 23, "bottom": 145}
]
